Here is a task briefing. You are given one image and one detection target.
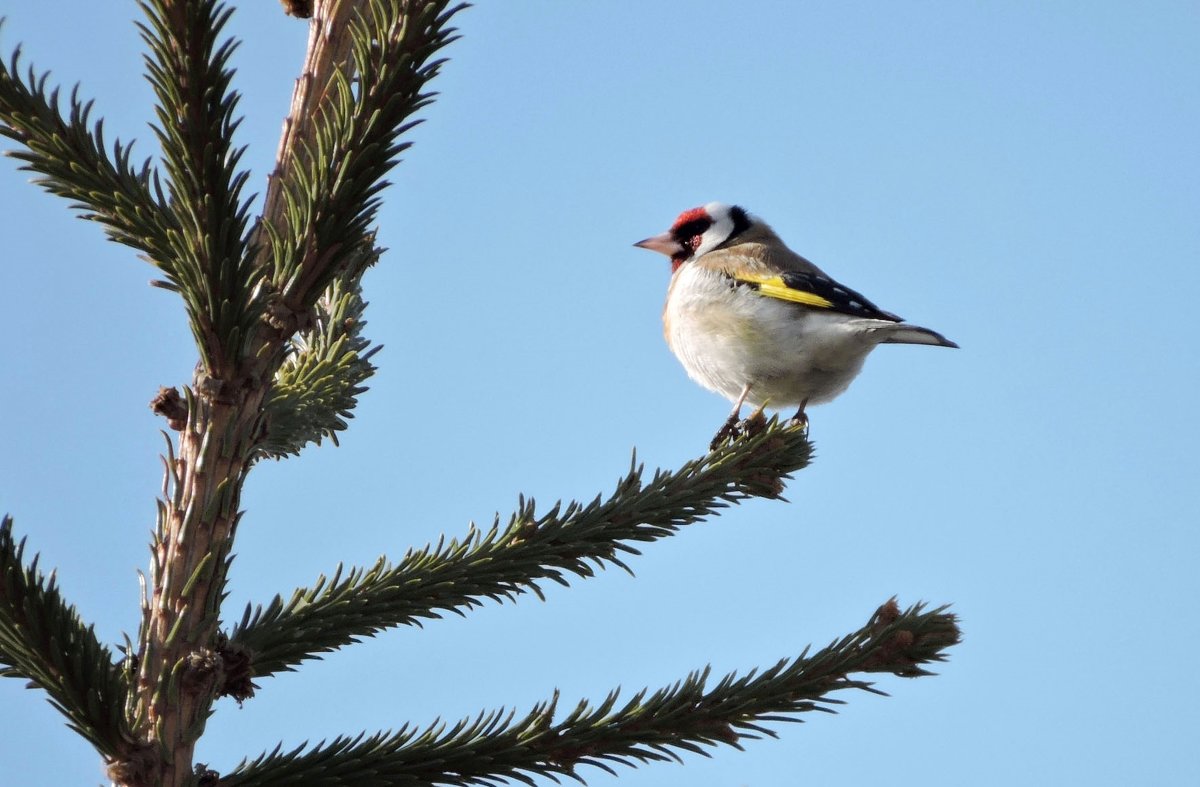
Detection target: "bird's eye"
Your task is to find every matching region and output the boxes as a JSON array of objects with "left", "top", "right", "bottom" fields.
[{"left": 674, "top": 219, "right": 710, "bottom": 243}]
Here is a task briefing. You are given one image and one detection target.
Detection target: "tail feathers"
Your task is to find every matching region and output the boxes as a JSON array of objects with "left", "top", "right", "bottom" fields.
[{"left": 880, "top": 323, "right": 959, "bottom": 348}]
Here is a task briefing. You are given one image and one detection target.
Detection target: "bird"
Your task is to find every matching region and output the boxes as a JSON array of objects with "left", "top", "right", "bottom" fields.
[{"left": 634, "top": 202, "right": 957, "bottom": 448}]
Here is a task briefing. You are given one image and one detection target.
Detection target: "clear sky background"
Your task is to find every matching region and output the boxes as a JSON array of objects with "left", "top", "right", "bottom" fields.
[{"left": 2, "top": 2, "right": 1197, "bottom": 785}]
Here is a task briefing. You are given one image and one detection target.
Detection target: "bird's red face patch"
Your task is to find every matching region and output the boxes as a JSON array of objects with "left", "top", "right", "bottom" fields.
[
  {"left": 667, "top": 207, "right": 714, "bottom": 271},
  {"left": 670, "top": 207, "right": 710, "bottom": 233}
]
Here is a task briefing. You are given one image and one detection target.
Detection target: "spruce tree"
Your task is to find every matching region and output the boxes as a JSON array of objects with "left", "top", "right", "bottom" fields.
[{"left": 0, "top": 2, "right": 960, "bottom": 785}]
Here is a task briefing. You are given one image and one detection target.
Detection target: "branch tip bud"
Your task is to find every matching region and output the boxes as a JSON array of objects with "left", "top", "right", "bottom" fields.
[{"left": 150, "top": 386, "right": 188, "bottom": 431}]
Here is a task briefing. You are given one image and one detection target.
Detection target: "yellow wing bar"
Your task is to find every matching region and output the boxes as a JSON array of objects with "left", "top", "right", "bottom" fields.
[{"left": 733, "top": 273, "right": 834, "bottom": 309}]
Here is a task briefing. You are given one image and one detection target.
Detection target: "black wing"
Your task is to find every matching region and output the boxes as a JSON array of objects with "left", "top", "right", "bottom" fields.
[{"left": 733, "top": 270, "right": 903, "bottom": 322}]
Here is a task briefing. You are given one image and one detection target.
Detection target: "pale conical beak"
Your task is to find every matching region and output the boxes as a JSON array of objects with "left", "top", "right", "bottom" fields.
[{"left": 633, "top": 232, "right": 684, "bottom": 257}]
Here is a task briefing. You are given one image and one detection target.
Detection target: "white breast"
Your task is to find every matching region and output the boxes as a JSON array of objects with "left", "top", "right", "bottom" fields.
[{"left": 664, "top": 264, "right": 886, "bottom": 408}]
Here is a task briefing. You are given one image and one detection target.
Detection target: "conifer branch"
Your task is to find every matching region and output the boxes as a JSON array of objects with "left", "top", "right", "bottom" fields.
[
  {"left": 0, "top": 45, "right": 177, "bottom": 265},
  {"left": 261, "top": 0, "right": 357, "bottom": 228},
  {"left": 258, "top": 260, "right": 381, "bottom": 459},
  {"left": 229, "top": 420, "right": 812, "bottom": 685},
  {"left": 137, "top": 0, "right": 256, "bottom": 375},
  {"left": 265, "top": 0, "right": 465, "bottom": 314},
  {"left": 218, "top": 600, "right": 960, "bottom": 786},
  {"left": 0, "top": 516, "right": 134, "bottom": 760}
]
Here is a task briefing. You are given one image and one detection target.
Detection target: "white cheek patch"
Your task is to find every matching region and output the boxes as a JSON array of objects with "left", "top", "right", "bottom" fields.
[{"left": 693, "top": 202, "right": 736, "bottom": 258}]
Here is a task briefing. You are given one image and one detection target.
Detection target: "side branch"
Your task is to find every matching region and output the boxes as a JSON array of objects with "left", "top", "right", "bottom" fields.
[
  {"left": 0, "top": 516, "right": 134, "bottom": 760},
  {"left": 264, "top": 0, "right": 466, "bottom": 312},
  {"left": 139, "top": 0, "right": 256, "bottom": 375},
  {"left": 219, "top": 600, "right": 960, "bottom": 786},
  {"left": 258, "top": 268, "right": 381, "bottom": 459},
  {"left": 0, "top": 48, "right": 177, "bottom": 265},
  {"left": 261, "top": 0, "right": 359, "bottom": 225},
  {"left": 230, "top": 420, "right": 812, "bottom": 684}
]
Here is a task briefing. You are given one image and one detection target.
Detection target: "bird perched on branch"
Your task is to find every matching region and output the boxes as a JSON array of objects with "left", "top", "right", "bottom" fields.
[{"left": 635, "top": 202, "right": 957, "bottom": 449}]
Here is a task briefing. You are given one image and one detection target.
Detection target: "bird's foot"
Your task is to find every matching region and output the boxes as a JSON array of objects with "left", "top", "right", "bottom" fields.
[
  {"left": 739, "top": 404, "right": 769, "bottom": 439},
  {"left": 786, "top": 408, "right": 809, "bottom": 436},
  {"left": 709, "top": 405, "right": 769, "bottom": 451},
  {"left": 709, "top": 412, "right": 743, "bottom": 451}
]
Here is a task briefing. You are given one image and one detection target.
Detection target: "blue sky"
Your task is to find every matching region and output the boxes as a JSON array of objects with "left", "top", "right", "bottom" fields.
[{"left": 2, "top": 2, "right": 1198, "bottom": 784}]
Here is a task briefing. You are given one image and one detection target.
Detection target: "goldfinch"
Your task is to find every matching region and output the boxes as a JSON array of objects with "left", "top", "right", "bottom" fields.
[{"left": 635, "top": 202, "right": 957, "bottom": 446}]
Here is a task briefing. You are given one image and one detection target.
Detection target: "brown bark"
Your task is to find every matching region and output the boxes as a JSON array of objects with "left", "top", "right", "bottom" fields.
[{"left": 131, "top": 394, "right": 262, "bottom": 786}]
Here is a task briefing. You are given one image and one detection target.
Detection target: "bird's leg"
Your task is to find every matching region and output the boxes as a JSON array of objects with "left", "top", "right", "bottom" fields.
[
  {"left": 787, "top": 399, "right": 810, "bottom": 435},
  {"left": 710, "top": 384, "right": 752, "bottom": 451}
]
